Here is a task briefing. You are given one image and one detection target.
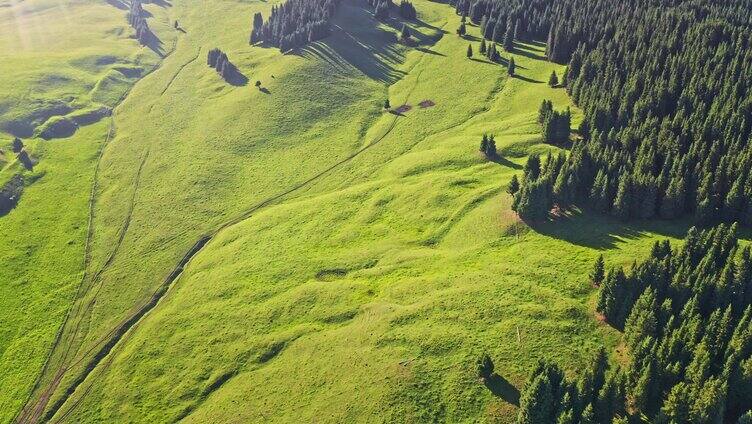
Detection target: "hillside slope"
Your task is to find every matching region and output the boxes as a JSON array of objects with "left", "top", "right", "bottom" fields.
[{"left": 11, "top": 0, "right": 694, "bottom": 422}]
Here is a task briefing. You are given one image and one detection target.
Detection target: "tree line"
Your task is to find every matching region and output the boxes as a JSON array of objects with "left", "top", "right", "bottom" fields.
[
  {"left": 128, "top": 0, "right": 150, "bottom": 45},
  {"left": 515, "top": 224, "right": 752, "bottom": 423},
  {"left": 459, "top": 0, "right": 752, "bottom": 226},
  {"left": 249, "top": 0, "right": 341, "bottom": 52},
  {"left": 207, "top": 48, "right": 237, "bottom": 83}
]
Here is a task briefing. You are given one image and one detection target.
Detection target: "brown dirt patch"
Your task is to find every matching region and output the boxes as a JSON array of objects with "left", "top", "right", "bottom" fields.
[{"left": 394, "top": 104, "right": 412, "bottom": 114}]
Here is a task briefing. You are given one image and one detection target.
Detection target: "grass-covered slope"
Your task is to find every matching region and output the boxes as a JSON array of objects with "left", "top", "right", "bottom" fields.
[
  {"left": 0, "top": 0, "right": 174, "bottom": 419},
  {"left": 24, "top": 0, "right": 692, "bottom": 421}
]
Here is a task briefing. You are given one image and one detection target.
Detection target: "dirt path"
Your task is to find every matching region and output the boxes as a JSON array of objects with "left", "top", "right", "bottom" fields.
[{"left": 36, "top": 18, "right": 450, "bottom": 422}]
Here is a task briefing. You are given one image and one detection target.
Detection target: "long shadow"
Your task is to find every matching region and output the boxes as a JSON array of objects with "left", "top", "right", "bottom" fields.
[
  {"left": 144, "top": 30, "right": 166, "bottom": 58},
  {"left": 470, "top": 57, "right": 499, "bottom": 66},
  {"left": 0, "top": 175, "right": 23, "bottom": 217},
  {"left": 488, "top": 153, "right": 522, "bottom": 169},
  {"left": 226, "top": 67, "right": 249, "bottom": 86},
  {"left": 513, "top": 74, "right": 543, "bottom": 84},
  {"left": 513, "top": 44, "right": 547, "bottom": 61},
  {"left": 485, "top": 374, "right": 520, "bottom": 406},
  {"left": 416, "top": 47, "right": 445, "bottom": 56},
  {"left": 529, "top": 207, "right": 692, "bottom": 250},
  {"left": 105, "top": 0, "right": 128, "bottom": 10}
]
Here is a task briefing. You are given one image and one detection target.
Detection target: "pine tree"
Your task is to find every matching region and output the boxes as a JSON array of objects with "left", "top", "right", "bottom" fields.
[
  {"left": 457, "top": 22, "right": 466, "bottom": 36},
  {"left": 612, "top": 174, "right": 633, "bottom": 221},
  {"left": 590, "top": 255, "right": 605, "bottom": 285},
  {"left": 508, "top": 57, "right": 515, "bottom": 76},
  {"left": 476, "top": 353, "right": 494, "bottom": 379},
  {"left": 508, "top": 175, "right": 520, "bottom": 196},
  {"left": 518, "top": 374, "right": 555, "bottom": 424},
  {"left": 467, "top": 44, "right": 473, "bottom": 58},
  {"left": 479, "top": 38, "right": 487, "bottom": 54},
  {"left": 384, "top": 98, "right": 390, "bottom": 109},
  {"left": 503, "top": 20, "right": 514, "bottom": 51},
  {"left": 548, "top": 70, "right": 558, "bottom": 87},
  {"left": 400, "top": 24, "right": 410, "bottom": 41}
]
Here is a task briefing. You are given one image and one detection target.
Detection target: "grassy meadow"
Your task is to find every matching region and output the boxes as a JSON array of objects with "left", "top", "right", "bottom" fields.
[{"left": 1, "top": 0, "right": 697, "bottom": 421}]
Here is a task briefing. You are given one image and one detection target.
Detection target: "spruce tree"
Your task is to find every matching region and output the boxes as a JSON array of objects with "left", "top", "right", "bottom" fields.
[
  {"left": 508, "top": 175, "right": 520, "bottom": 196},
  {"left": 400, "top": 24, "right": 410, "bottom": 41},
  {"left": 508, "top": 57, "right": 515, "bottom": 76},
  {"left": 479, "top": 38, "right": 486, "bottom": 54},
  {"left": 467, "top": 44, "right": 473, "bottom": 58},
  {"left": 518, "top": 374, "right": 555, "bottom": 424},
  {"left": 590, "top": 255, "right": 605, "bottom": 285},
  {"left": 503, "top": 20, "right": 514, "bottom": 51},
  {"left": 548, "top": 70, "right": 558, "bottom": 87}
]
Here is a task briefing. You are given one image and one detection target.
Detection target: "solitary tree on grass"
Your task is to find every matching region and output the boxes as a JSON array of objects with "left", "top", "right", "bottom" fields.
[
  {"left": 590, "top": 254, "right": 605, "bottom": 285},
  {"left": 548, "top": 70, "right": 558, "bottom": 87},
  {"left": 508, "top": 57, "right": 516, "bottom": 75},
  {"left": 467, "top": 44, "right": 473, "bottom": 58}
]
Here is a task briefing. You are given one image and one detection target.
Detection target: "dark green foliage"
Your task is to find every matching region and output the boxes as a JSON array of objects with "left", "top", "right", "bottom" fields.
[
  {"left": 250, "top": 12, "right": 263, "bottom": 43},
  {"left": 479, "top": 38, "right": 486, "bottom": 54},
  {"left": 207, "top": 48, "right": 237, "bottom": 83},
  {"left": 590, "top": 254, "right": 604, "bottom": 285},
  {"left": 479, "top": 134, "right": 496, "bottom": 158},
  {"left": 457, "top": 22, "right": 466, "bottom": 36},
  {"left": 548, "top": 70, "right": 558, "bottom": 87},
  {"left": 476, "top": 353, "right": 494, "bottom": 379},
  {"left": 128, "top": 0, "right": 150, "bottom": 45},
  {"left": 467, "top": 43, "right": 473, "bottom": 58},
  {"left": 538, "top": 102, "right": 570, "bottom": 145},
  {"left": 400, "top": 24, "right": 410, "bottom": 40},
  {"left": 503, "top": 19, "right": 514, "bottom": 51},
  {"left": 11, "top": 138, "right": 23, "bottom": 153},
  {"left": 594, "top": 225, "right": 752, "bottom": 422},
  {"left": 384, "top": 98, "right": 390, "bottom": 109},
  {"left": 257, "top": 0, "right": 340, "bottom": 50},
  {"left": 374, "top": 0, "right": 390, "bottom": 20},
  {"left": 478, "top": 0, "right": 752, "bottom": 227},
  {"left": 398, "top": 0, "right": 416, "bottom": 19},
  {"left": 517, "top": 351, "right": 626, "bottom": 424},
  {"left": 507, "top": 56, "right": 515, "bottom": 75},
  {"left": 507, "top": 174, "right": 520, "bottom": 196}
]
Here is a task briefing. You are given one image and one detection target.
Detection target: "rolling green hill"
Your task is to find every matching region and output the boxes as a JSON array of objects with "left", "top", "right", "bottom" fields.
[{"left": 1, "top": 0, "right": 699, "bottom": 421}]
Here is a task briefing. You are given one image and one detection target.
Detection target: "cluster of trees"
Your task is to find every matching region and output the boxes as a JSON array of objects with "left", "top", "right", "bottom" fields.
[
  {"left": 517, "top": 349, "right": 627, "bottom": 424},
  {"left": 127, "top": 0, "right": 150, "bottom": 45},
  {"left": 478, "top": 0, "right": 752, "bottom": 226},
  {"left": 398, "top": 0, "right": 416, "bottom": 19},
  {"left": 454, "top": 0, "right": 538, "bottom": 51},
  {"left": 369, "top": 0, "right": 392, "bottom": 20},
  {"left": 510, "top": 152, "right": 570, "bottom": 221},
  {"left": 479, "top": 134, "right": 496, "bottom": 158},
  {"left": 592, "top": 224, "right": 752, "bottom": 422},
  {"left": 249, "top": 0, "right": 340, "bottom": 51},
  {"left": 538, "top": 100, "right": 571, "bottom": 144},
  {"left": 478, "top": 39, "right": 502, "bottom": 63},
  {"left": 517, "top": 225, "right": 752, "bottom": 423},
  {"left": 207, "top": 48, "right": 236, "bottom": 82}
]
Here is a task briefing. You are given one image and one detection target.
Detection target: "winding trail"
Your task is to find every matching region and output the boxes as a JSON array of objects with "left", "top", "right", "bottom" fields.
[
  {"left": 40, "top": 21, "right": 450, "bottom": 421},
  {"left": 15, "top": 28, "right": 182, "bottom": 424}
]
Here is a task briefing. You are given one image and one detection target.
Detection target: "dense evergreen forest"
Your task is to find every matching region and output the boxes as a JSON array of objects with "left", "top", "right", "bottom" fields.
[
  {"left": 249, "top": 0, "right": 341, "bottom": 51},
  {"left": 461, "top": 0, "right": 752, "bottom": 225},
  {"left": 516, "top": 225, "right": 752, "bottom": 423}
]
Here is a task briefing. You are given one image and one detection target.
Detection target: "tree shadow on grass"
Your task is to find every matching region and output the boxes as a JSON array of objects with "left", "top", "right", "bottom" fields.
[
  {"left": 226, "top": 67, "right": 249, "bottom": 86},
  {"left": 513, "top": 74, "right": 544, "bottom": 84},
  {"left": 143, "top": 30, "right": 167, "bottom": 58},
  {"left": 488, "top": 153, "right": 523, "bottom": 170},
  {"left": 416, "top": 47, "right": 445, "bottom": 56},
  {"left": 512, "top": 43, "right": 547, "bottom": 61},
  {"left": 484, "top": 374, "right": 520, "bottom": 406},
  {"left": 528, "top": 207, "right": 692, "bottom": 250}
]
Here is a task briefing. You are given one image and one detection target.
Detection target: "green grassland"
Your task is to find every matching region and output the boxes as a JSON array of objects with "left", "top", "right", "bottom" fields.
[
  {"left": 1, "top": 0, "right": 696, "bottom": 421},
  {"left": 0, "top": 0, "right": 177, "bottom": 418}
]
